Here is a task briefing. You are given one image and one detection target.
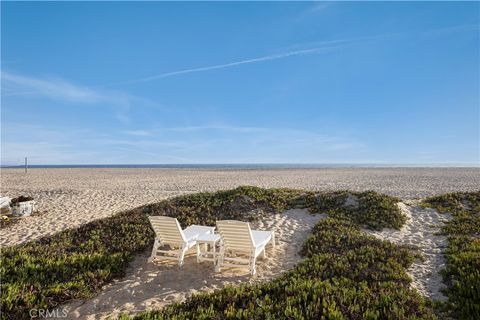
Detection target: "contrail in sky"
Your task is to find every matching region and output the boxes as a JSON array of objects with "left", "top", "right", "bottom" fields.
[
  {"left": 107, "top": 34, "right": 395, "bottom": 86},
  {"left": 128, "top": 46, "right": 333, "bottom": 83}
]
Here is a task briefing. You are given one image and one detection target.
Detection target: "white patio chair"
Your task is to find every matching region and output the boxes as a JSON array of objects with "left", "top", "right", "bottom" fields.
[
  {"left": 216, "top": 220, "right": 276, "bottom": 275},
  {"left": 148, "top": 216, "right": 215, "bottom": 267}
]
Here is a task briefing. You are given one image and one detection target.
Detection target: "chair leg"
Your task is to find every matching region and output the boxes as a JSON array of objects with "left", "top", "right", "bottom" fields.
[
  {"left": 216, "top": 246, "right": 225, "bottom": 272},
  {"left": 148, "top": 238, "right": 160, "bottom": 263},
  {"left": 261, "top": 248, "right": 266, "bottom": 259},
  {"left": 250, "top": 255, "right": 257, "bottom": 275},
  {"left": 178, "top": 244, "right": 188, "bottom": 267},
  {"left": 196, "top": 243, "right": 200, "bottom": 263},
  {"left": 215, "top": 253, "right": 221, "bottom": 272}
]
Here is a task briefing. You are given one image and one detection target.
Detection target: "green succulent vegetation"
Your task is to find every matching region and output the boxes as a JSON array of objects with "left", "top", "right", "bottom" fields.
[
  {"left": 422, "top": 192, "right": 480, "bottom": 320},
  {"left": 1, "top": 186, "right": 429, "bottom": 319},
  {"left": 1, "top": 210, "right": 153, "bottom": 320},
  {"left": 302, "top": 190, "right": 405, "bottom": 230},
  {"left": 126, "top": 218, "right": 434, "bottom": 320}
]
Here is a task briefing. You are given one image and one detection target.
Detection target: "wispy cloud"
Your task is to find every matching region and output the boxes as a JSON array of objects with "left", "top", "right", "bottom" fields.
[
  {"left": 1, "top": 123, "right": 190, "bottom": 165},
  {"left": 123, "top": 130, "right": 152, "bottom": 137},
  {"left": 2, "top": 72, "right": 101, "bottom": 103},
  {"left": 421, "top": 23, "right": 479, "bottom": 36},
  {"left": 164, "top": 125, "right": 268, "bottom": 133},
  {"left": 2, "top": 71, "right": 160, "bottom": 123},
  {"left": 304, "top": 2, "right": 333, "bottom": 15},
  {"left": 117, "top": 124, "right": 364, "bottom": 152},
  {"left": 310, "top": 2, "right": 333, "bottom": 13},
  {"left": 120, "top": 125, "right": 269, "bottom": 136},
  {"left": 277, "top": 33, "right": 402, "bottom": 54},
  {"left": 2, "top": 122, "right": 365, "bottom": 165},
  {"left": 291, "top": 2, "right": 334, "bottom": 23}
]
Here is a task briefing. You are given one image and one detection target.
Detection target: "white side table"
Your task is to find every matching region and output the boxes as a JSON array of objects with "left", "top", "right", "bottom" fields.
[{"left": 196, "top": 233, "right": 221, "bottom": 270}]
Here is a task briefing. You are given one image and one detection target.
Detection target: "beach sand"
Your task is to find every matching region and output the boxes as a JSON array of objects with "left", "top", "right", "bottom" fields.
[
  {"left": 1, "top": 167, "right": 478, "bottom": 247},
  {"left": 2, "top": 167, "right": 477, "bottom": 318},
  {"left": 364, "top": 202, "right": 451, "bottom": 301}
]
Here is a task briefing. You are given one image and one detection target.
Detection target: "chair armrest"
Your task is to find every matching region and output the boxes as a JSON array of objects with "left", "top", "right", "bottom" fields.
[{"left": 251, "top": 230, "right": 273, "bottom": 248}]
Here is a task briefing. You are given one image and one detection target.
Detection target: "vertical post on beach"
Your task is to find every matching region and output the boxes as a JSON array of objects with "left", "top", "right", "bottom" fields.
[{"left": 25, "top": 157, "right": 28, "bottom": 173}]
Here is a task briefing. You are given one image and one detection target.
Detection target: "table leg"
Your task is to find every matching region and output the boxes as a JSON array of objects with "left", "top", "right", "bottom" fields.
[
  {"left": 196, "top": 244, "right": 200, "bottom": 263},
  {"left": 213, "top": 241, "right": 216, "bottom": 270}
]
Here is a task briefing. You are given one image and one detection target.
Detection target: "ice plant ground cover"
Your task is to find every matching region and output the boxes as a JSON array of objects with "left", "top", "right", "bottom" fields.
[
  {"left": 1, "top": 187, "right": 478, "bottom": 319},
  {"left": 422, "top": 192, "right": 480, "bottom": 320},
  {"left": 125, "top": 218, "right": 435, "bottom": 319}
]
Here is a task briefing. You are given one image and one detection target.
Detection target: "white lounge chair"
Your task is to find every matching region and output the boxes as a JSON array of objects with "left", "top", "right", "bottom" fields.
[
  {"left": 148, "top": 216, "right": 215, "bottom": 267},
  {"left": 216, "top": 220, "right": 276, "bottom": 275}
]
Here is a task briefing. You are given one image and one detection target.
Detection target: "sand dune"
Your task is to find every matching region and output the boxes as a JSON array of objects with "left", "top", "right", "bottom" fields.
[
  {"left": 56, "top": 202, "right": 452, "bottom": 319},
  {"left": 58, "top": 209, "right": 325, "bottom": 320},
  {"left": 364, "top": 202, "right": 451, "bottom": 301}
]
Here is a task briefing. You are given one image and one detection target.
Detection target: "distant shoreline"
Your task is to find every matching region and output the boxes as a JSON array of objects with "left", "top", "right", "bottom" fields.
[{"left": 1, "top": 164, "right": 479, "bottom": 169}]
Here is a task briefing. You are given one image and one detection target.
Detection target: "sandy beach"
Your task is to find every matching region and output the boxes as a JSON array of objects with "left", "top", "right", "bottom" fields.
[
  {"left": 1, "top": 167, "right": 478, "bottom": 247},
  {"left": 1, "top": 167, "right": 478, "bottom": 318}
]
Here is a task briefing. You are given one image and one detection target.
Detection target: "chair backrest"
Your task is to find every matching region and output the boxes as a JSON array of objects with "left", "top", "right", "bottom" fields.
[
  {"left": 216, "top": 220, "right": 254, "bottom": 253},
  {"left": 148, "top": 216, "right": 186, "bottom": 245}
]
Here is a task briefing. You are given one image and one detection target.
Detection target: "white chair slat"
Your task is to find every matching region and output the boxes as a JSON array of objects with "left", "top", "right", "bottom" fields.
[
  {"left": 216, "top": 220, "right": 275, "bottom": 275},
  {"left": 148, "top": 216, "right": 213, "bottom": 267}
]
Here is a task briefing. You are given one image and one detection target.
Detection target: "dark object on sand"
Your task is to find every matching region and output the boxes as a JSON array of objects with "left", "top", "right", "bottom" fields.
[{"left": 11, "top": 196, "right": 34, "bottom": 206}]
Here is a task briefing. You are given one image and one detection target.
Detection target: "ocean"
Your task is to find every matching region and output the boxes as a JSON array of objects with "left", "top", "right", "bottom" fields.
[{"left": 1, "top": 163, "right": 477, "bottom": 169}]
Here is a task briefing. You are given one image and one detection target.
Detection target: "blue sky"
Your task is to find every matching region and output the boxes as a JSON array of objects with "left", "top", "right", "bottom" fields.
[{"left": 1, "top": 2, "right": 479, "bottom": 165}]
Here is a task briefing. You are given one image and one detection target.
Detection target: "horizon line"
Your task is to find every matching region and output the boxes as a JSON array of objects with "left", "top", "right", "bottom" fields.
[{"left": 1, "top": 163, "right": 479, "bottom": 168}]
